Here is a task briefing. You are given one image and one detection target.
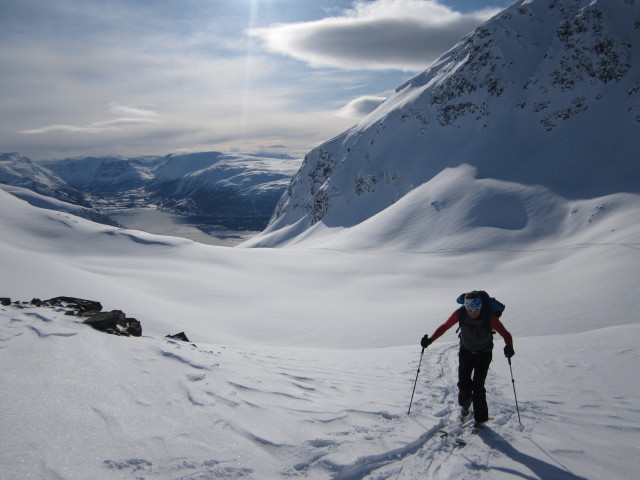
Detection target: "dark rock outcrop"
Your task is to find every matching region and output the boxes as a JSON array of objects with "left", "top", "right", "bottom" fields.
[
  {"left": 165, "top": 331, "right": 190, "bottom": 342},
  {"left": 40, "top": 296, "right": 103, "bottom": 315},
  {"left": 83, "top": 310, "right": 142, "bottom": 337},
  {"left": 14, "top": 296, "right": 143, "bottom": 337}
]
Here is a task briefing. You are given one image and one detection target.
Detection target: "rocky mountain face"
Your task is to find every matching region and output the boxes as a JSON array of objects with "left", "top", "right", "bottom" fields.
[{"left": 263, "top": 0, "right": 640, "bottom": 244}]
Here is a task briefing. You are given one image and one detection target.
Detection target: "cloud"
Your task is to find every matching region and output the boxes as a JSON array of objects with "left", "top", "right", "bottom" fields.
[
  {"left": 1, "top": 0, "right": 428, "bottom": 160},
  {"left": 249, "top": 0, "right": 501, "bottom": 71},
  {"left": 107, "top": 103, "right": 159, "bottom": 119},
  {"left": 19, "top": 103, "right": 161, "bottom": 135},
  {"left": 19, "top": 125, "right": 108, "bottom": 135},
  {"left": 337, "top": 95, "right": 387, "bottom": 119}
]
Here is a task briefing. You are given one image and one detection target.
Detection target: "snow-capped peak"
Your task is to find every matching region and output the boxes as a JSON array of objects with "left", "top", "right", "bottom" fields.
[{"left": 251, "top": 0, "right": 640, "bottom": 248}]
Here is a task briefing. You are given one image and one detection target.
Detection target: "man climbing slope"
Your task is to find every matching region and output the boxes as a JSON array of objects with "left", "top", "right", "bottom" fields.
[{"left": 420, "top": 291, "right": 514, "bottom": 428}]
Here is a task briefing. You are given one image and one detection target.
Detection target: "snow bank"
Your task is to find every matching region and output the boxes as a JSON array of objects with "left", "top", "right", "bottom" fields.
[{"left": 1, "top": 179, "right": 640, "bottom": 478}]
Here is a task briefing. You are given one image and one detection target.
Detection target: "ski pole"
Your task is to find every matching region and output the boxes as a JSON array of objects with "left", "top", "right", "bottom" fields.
[
  {"left": 408, "top": 348, "right": 424, "bottom": 415},
  {"left": 508, "top": 357, "right": 523, "bottom": 430}
]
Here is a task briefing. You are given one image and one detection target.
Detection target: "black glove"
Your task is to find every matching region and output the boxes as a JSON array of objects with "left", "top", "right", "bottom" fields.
[
  {"left": 504, "top": 344, "right": 515, "bottom": 358},
  {"left": 420, "top": 334, "right": 432, "bottom": 349}
]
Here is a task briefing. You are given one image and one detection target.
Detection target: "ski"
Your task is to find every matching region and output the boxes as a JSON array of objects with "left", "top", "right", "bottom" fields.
[
  {"left": 438, "top": 417, "right": 474, "bottom": 447},
  {"left": 439, "top": 418, "right": 490, "bottom": 447}
]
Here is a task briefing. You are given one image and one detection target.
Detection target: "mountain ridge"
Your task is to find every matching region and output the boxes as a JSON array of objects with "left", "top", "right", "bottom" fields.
[
  {"left": 252, "top": 0, "right": 640, "bottom": 248},
  {"left": 1, "top": 151, "right": 300, "bottom": 229}
]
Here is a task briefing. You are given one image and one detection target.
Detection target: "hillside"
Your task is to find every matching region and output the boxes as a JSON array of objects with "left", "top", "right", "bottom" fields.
[
  {"left": 0, "top": 152, "right": 88, "bottom": 206},
  {"left": 249, "top": 0, "right": 640, "bottom": 248},
  {"left": 1, "top": 179, "right": 639, "bottom": 479}
]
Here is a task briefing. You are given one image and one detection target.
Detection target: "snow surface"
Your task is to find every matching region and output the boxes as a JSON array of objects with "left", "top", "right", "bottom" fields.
[
  {"left": 0, "top": 184, "right": 120, "bottom": 227},
  {"left": 1, "top": 178, "right": 640, "bottom": 479},
  {"left": 3, "top": 0, "right": 640, "bottom": 477}
]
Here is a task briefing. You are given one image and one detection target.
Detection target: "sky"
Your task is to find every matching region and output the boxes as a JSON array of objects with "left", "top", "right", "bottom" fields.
[{"left": 0, "top": 0, "right": 513, "bottom": 161}]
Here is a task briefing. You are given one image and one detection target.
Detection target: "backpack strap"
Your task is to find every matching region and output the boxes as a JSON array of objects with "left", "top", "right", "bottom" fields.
[{"left": 457, "top": 307, "right": 495, "bottom": 353}]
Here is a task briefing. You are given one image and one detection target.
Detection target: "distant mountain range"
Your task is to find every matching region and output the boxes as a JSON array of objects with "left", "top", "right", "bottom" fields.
[
  {"left": 249, "top": 0, "right": 640, "bottom": 247},
  {"left": 0, "top": 152, "right": 300, "bottom": 228}
]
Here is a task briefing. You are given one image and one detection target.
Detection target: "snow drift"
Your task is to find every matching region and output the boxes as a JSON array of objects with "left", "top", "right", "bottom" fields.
[{"left": 1, "top": 160, "right": 640, "bottom": 479}]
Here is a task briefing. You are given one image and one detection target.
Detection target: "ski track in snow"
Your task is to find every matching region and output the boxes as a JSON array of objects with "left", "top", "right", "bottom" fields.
[{"left": 2, "top": 300, "right": 639, "bottom": 479}]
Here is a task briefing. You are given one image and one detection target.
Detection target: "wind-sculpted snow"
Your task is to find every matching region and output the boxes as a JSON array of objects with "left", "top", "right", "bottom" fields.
[
  {"left": 1, "top": 180, "right": 640, "bottom": 478},
  {"left": 248, "top": 164, "right": 640, "bottom": 255},
  {"left": 2, "top": 302, "right": 636, "bottom": 479}
]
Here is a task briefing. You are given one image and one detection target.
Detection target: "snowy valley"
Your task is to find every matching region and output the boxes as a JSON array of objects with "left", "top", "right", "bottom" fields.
[{"left": 1, "top": 152, "right": 300, "bottom": 244}]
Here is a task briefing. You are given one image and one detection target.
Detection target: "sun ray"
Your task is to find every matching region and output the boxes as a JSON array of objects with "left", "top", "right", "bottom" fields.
[{"left": 239, "top": 0, "right": 262, "bottom": 152}]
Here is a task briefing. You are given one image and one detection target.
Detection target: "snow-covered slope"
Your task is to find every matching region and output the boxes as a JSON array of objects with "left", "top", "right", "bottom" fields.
[
  {"left": 0, "top": 152, "right": 88, "bottom": 206},
  {"left": 0, "top": 184, "right": 120, "bottom": 227},
  {"left": 247, "top": 164, "right": 640, "bottom": 255},
  {"left": 1, "top": 182, "right": 639, "bottom": 479},
  {"left": 252, "top": 0, "right": 640, "bottom": 248}
]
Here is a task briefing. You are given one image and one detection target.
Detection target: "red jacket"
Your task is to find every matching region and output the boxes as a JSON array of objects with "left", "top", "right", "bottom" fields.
[{"left": 430, "top": 310, "right": 513, "bottom": 346}]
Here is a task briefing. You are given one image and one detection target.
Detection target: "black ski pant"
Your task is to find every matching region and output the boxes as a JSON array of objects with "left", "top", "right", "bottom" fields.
[{"left": 458, "top": 347, "right": 492, "bottom": 423}]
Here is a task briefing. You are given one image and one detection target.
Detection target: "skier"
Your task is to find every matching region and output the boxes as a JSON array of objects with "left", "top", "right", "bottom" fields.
[{"left": 420, "top": 291, "right": 514, "bottom": 428}]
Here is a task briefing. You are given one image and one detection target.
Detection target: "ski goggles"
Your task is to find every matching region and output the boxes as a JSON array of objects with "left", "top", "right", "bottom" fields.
[{"left": 464, "top": 297, "right": 482, "bottom": 312}]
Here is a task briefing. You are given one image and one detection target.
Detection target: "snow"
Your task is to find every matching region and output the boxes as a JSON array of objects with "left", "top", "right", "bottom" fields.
[
  {"left": 2, "top": 0, "right": 640, "bottom": 477},
  {"left": 1, "top": 175, "right": 639, "bottom": 479},
  {"left": 0, "top": 184, "right": 120, "bottom": 227}
]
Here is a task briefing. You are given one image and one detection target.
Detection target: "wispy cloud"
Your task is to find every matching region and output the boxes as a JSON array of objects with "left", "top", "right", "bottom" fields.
[
  {"left": 19, "top": 125, "right": 108, "bottom": 135},
  {"left": 249, "top": 0, "right": 500, "bottom": 71},
  {"left": 19, "top": 103, "right": 161, "bottom": 135},
  {"left": 107, "top": 103, "right": 159, "bottom": 119}
]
